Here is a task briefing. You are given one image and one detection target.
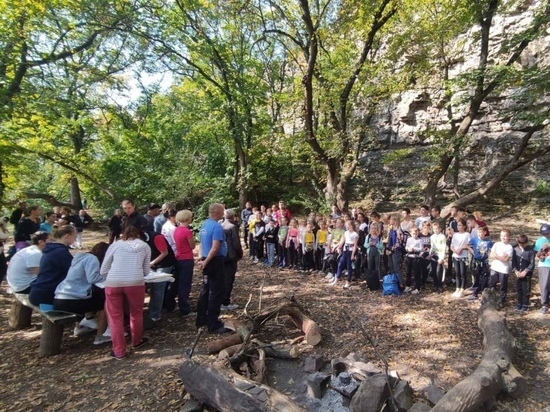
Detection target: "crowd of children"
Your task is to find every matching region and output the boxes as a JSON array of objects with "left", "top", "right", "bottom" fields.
[{"left": 241, "top": 201, "right": 550, "bottom": 313}]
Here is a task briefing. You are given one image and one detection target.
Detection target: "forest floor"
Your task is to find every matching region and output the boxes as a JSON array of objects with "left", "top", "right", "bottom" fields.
[{"left": 0, "top": 214, "right": 549, "bottom": 412}]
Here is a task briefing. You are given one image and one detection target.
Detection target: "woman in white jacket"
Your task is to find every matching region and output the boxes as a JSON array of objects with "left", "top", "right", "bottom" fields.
[{"left": 101, "top": 226, "right": 151, "bottom": 360}]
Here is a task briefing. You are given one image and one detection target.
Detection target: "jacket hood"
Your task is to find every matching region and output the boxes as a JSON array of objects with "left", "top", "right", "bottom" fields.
[
  {"left": 117, "top": 238, "right": 148, "bottom": 253},
  {"left": 71, "top": 252, "right": 96, "bottom": 266},
  {"left": 42, "top": 242, "right": 69, "bottom": 254}
]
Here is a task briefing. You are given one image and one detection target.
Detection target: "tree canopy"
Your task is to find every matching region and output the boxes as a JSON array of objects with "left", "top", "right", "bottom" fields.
[{"left": 1, "top": 0, "right": 548, "bottom": 215}]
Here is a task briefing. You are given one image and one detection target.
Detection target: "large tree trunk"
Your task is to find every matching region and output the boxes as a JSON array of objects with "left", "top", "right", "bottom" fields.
[
  {"left": 179, "top": 359, "right": 305, "bottom": 412},
  {"left": 69, "top": 176, "right": 82, "bottom": 210},
  {"left": 431, "top": 289, "right": 526, "bottom": 412}
]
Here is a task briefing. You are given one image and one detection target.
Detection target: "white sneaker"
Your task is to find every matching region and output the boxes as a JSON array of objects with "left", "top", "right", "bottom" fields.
[
  {"left": 103, "top": 327, "right": 128, "bottom": 337},
  {"left": 80, "top": 317, "right": 98, "bottom": 330},
  {"left": 411, "top": 289, "right": 420, "bottom": 295},
  {"left": 343, "top": 282, "right": 350, "bottom": 289},
  {"left": 325, "top": 272, "right": 334, "bottom": 279},
  {"left": 328, "top": 278, "right": 338, "bottom": 286},
  {"left": 220, "top": 304, "right": 239, "bottom": 311},
  {"left": 74, "top": 326, "right": 95, "bottom": 337},
  {"left": 93, "top": 335, "right": 112, "bottom": 345},
  {"left": 404, "top": 287, "right": 412, "bottom": 293}
]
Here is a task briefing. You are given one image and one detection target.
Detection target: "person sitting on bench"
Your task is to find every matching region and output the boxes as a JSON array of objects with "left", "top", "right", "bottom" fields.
[
  {"left": 53, "top": 242, "right": 110, "bottom": 345},
  {"left": 29, "top": 225, "right": 76, "bottom": 307},
  {"left": 7, "top": 231, "right": 50, "bottom": 294}
]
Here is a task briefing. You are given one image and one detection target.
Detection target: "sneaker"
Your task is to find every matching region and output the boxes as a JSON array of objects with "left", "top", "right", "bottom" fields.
[
  {"left": 102, "top": 327, "right": 128, "bottom": 337},
  {"left": 468, "top": 294, "right": 478, "bottom": 301},
  {"left": 328, "top": 278, "right": 338, "bottom": 286},
  {"left": 456, "top": 289, "right": 464, "bottom": 298},
  {"left": 343, "top": 282, "right": 350, "bottom": 289},
  {"left": 132, "top": 337, "right": 149, "bottom": 349},
  {"left": 93, "top": 335, "right": 112, "bottom": 345},
  {"left": 540, "top": 306, "right": 548, "bottom": 315},
  {"left": 411, "top": 289, "right": 420, "bottom": 295},
  {"left": 253, "top": 258, "right": 259, "bottom": 263},
  {"left": 220, "top": 304, "right": 239, "bottom": 311},
  {"left": 180, "top": 311, "right": 196, "bottom": 318},
  {"left": 74, "top": 326, "right": 95, "bottom": 337},
  {"left": 515, "top": 304, "right": 523, "bottom": 312},
  {"left": 404, "top": 287, "right": 412, "bottom": 293},
  {"left": 79, "top": 317, "right": 98, "bottom": 330},
  {"left": 110, "top": 351, "right": 126, "bottom": 361},
  {"left": 325, "top": 272, "right": 334, "bottom": 279},
  {"left": 521, "top": 306, "right": 529, "bottom": 312}
]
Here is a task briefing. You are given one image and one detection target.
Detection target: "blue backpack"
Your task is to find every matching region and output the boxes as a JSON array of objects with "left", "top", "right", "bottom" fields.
[{"left": 382, "top": 273, "right": 401, "bottom": 296}]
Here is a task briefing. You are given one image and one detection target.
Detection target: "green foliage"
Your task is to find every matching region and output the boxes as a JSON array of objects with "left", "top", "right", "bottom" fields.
[{"left": 533, "top": 180, "right": 550, "bottom": 198}]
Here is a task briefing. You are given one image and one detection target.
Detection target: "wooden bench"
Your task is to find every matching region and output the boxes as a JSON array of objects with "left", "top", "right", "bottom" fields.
[{"left": 8, "top": 293, "right": 82, "bottom": 357}]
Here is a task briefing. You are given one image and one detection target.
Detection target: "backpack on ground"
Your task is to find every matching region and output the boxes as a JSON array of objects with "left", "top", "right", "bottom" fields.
[{"left": 382, "top": 273, "right": 401, "bottom": 296}]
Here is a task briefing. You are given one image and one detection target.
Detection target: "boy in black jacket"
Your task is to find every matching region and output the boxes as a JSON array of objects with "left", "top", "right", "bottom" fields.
[{"left": 513, "top": 234, "right": 535, "bottom": 312}]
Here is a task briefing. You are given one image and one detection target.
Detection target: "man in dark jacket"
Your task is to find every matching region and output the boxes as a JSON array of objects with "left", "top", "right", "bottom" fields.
[
  {"left": 221, "top": 209, "right": 243, "bottom": 311},
  {"left": 121, "top": 199, "right": 148, "bottom": 233}
]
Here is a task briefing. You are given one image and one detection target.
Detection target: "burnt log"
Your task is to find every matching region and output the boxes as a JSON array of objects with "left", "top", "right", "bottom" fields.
[{"left": 179, "top": 359, "right": 305, "bottom": 412}]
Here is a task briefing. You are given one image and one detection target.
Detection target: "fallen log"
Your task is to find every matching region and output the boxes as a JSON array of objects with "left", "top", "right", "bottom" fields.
[
  {"left": 431, "top": 289, "right": 527, "bottom": 412},
  {"left": 179, "top": 359, "right": 305, "bottom": 412},
  {"left": 256, "top": 302, "right": 321, "bottom": 346},
  {"left": 206, "top": 333, "right": 243, "bottom": 355},
  {"left": 206, "top": 319, "right": 250, "bottom": 355},
  {"left": 219, "top": 341, "right": 299, "bottom": 361}
]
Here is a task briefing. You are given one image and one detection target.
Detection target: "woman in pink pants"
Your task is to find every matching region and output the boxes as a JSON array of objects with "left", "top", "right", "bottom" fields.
[{"left": 101, "top": 225, "right": 151, "bottom": 360}]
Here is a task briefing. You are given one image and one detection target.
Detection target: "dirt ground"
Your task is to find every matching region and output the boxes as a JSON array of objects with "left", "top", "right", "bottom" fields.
[{"left": 1, "top": 215, "right": 549, "bottom": 412}]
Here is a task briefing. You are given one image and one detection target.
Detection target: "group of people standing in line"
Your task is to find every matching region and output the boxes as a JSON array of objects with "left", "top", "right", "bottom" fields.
[
  {"left": 240, "top": 201, "right": 550, "bottom": 314},
  {"left": 2, "top": 198, "right": 550, "bottom": 361}
]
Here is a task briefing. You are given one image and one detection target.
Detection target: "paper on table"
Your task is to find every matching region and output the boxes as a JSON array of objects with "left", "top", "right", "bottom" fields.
[{"left": 144, "top": 272, "right": 175, "bottom": 283}]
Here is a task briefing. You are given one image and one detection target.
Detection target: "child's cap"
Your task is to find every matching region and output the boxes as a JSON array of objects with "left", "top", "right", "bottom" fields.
[{"left": 541, "top": 224, "right": 550, "bottom": 236}]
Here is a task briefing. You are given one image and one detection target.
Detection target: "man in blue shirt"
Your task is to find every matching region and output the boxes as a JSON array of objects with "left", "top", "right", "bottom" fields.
[{"left": 196, "top": 203, "right": 229, "bottom": 333}]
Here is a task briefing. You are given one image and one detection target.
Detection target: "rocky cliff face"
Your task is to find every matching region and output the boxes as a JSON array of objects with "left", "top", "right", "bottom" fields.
[{"left": 360, "top": 0, "right": 549, "bottom": 210}]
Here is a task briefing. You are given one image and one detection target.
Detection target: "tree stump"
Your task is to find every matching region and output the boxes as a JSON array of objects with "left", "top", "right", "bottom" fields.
[
  {"left": 431, "top": 289, "right": 527, "bottom": 412},
  {"left": 39, "top": 319, "right": 65, "bottom": 358},
  {"left": 8, "top": 299, "right": 33, "bottom": 329}
]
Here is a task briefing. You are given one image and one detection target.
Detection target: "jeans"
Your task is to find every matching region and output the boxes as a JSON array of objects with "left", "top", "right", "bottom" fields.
[
  {"left": 336, "top": 250, "right": 353, "bottom": 281},
  {"left": 266, "top": 243, "right": 276, "bottom": 265},
  {"left": 175, "top": 259, "right": 194, "bottom": 315},
  {"left": 105, "top": 285, "right": 145, "bottom": 358},
  {"left": 148, "top": 266, "right": 173, "bottom": 321},
  {"left": 196, "top": 256, "right": 224, "bottom": 331}
]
